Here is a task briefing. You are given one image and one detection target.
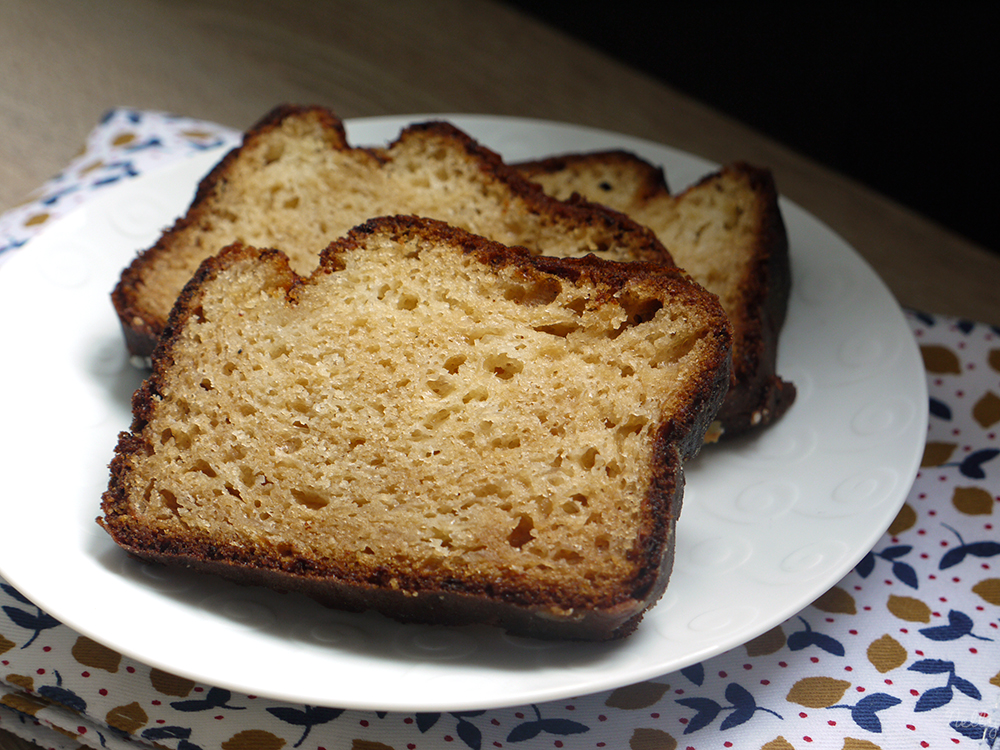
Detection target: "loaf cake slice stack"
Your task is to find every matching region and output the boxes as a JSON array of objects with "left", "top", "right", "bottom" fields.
[
  {"left": 516, "top": 152, "right": 796, "bottom": 438},
  {"left": 100, "top": 216, "right": 732, "bottom": 640},
  {"left": 112, "top": 105, "right": 671, "bottom": 360}
]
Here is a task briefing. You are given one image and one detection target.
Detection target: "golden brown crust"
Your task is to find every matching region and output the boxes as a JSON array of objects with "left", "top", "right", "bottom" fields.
[
  {"left": 111, "top": 106, "right": 672, "bottom": 359},
  {"left": 702, "top": 163, "right": 795, "bottom": 434},
  {"left": 101, "top": 215, "right": 731, "bottom": 641},
  {"left": 516, "top": 153, "right": 795, "bottom": 438},
  {"left": 112, "top": 106, "right": 352, "bottom": 358}
]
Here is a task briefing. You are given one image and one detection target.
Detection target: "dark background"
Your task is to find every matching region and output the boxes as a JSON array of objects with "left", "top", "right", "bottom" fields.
[{"left": 501, "top": 3, "right": 997, "bottom": 254}]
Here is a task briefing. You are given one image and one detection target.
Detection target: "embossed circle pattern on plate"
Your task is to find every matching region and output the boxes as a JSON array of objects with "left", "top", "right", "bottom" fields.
[
  {"left": 850, "top": 395, "right": 917, "bottom": 438},
  {"left": 0, "top": 116, "right": 927, "bottom": 712},
  {"left": 778, "top": 540, "right": 851, "bottom": 580},
  {"left": 683, "top": 536, "right": 754, "bottom": 574},
  {"left": 393, "top": 625, "right": 480, "bottom": 660},
  {"left": 198, "top": 593, "right": 280, "bottom": 632},
  {"left": 38, "top": 244, "right": 93, "bottom": 288}
]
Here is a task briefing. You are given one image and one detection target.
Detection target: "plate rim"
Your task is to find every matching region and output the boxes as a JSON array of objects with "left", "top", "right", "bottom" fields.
[{"left": 0, "top": 113, "right": 928, "bottom": 711}]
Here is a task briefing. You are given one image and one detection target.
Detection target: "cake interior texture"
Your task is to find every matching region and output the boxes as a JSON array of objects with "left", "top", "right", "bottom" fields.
[
  {"left": 517, "top": 153, "right": 795, "bottom": 436},
  {"left": 117, "top": 106, "right": 668, "bottom": 358},
  {"left": 102, "top": 217, "right": 732, "bottom": 639}
]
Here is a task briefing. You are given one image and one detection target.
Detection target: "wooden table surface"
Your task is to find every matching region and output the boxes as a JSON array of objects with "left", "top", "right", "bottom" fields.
[{"left": 1, "top": 1, "right": 996, "bottom": 747}]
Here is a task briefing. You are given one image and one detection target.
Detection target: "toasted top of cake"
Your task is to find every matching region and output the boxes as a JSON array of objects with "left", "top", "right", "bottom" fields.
[
  {"left": 515, "top": 151, "right": 795, "bottom": 437},
  {"left": 112, "top": 105, "right": 671, "bottom": 359},
  {"left": 100, "top": 215, "right": 732, "bottom": 640}
]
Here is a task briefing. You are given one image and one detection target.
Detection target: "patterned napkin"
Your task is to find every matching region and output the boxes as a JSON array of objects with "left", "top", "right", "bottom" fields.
[{"left": 1, "top": 110, "right": 998, "bottom": 750}]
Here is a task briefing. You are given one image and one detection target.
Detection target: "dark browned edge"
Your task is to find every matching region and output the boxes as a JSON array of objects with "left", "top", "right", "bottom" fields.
[
  {"left": 517, "top": 152, "right": 796, "bottom": 439},
  {"left": 100, "top": 215, "right": 731, "bottom": 640},
  {"left": 111, "top": 105, "right": 674, "bottom": 361}
]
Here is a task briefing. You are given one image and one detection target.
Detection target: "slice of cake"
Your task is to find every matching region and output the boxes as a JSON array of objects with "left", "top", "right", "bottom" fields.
[
  {"left": 516, "top": 152, "right": 795, "bottom": 438},
  {"left": 101, "top": 215, "right": 732, "bottom": 640},
  {"left": 112, "top": 105, "right": 671, "bottom": 360}
]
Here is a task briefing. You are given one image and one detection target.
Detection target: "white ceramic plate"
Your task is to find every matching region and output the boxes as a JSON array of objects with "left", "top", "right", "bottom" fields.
[{"left": 0, "top": 116, "right": 927, "bottom": 712}]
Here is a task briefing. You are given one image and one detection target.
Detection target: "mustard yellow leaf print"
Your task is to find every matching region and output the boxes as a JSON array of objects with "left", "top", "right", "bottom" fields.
[
  {"left": 221, "top": 730, "right": 286, "bottom": 750},
  {"left": 972, "top": 578, "right": 1000, "bottom": 605},
  {"left": 106, "top": 701, "right": 149, "bottom": 734},
  {"left": 3, "top": 673, "right": 32, "bottom": 691},
  {"left": 352, "top": 741, "right": 395, "bottom": 750},
  {"left": 745, "top": 625, "right": 786, "bottom": 656},
  {"left": 150, "top": 667, "right": 196, "bottom": 697},
  {"left": 973, "top": 391, "right": 1000, "bottom": 428},
  {"left": 629, "top": 726, "right": 677, "bottom": 749},
  {"left": 0, "top": 632, "right": 15, "bottom": 655},
  {"left": 786, "top": 677, "right": 851, "bottom": 708},
  {"left": 886, "top": 594, "right": 932, "bottom": 623},
  {"left": 953, "top": 486, "right": 995, "bottom": 515},
  {"left": 112, "top": 132, "right": 137, "bottom": 147},
  {"left": 605, "top": 681, "right": 671, "bottom": 709},
  {"left": 921, "top": 441, "right": 957, "bottom": 467},
  {"left": 760, "top": 736, "right": 796, "bottom": 750},
  {"left": 812, "top": 586, "right": 857, "bottom": 614},
  {"left": 0, "top": 691, "right": 50, "bottom": 716},
  {"left": 988, "top": 348, "right": 1000, "bottom": 374},
  {"left": 842, "top": 739, "right": 883, "bottom": 749},
  {"left": 867, "top": 634, "right": 907, "bottom": 673},
  {"left": 920, "top": 344, "right": 962, "bottom": 374},
  {"left": 71, "top": 635, "right": 122, "bottom": 673},
  {"left": 887, "top": 503, "right": 917, "bottom": 535}
]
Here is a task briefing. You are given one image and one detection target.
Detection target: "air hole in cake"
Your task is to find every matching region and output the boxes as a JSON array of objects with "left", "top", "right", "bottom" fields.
[
  {"left": 553, "top": 549, "right": 584, "bottom": 564},
  {"left": 262, "top": 141, "right": 284, "bottom": 163},
  {"left": 291, "top": 488, "right": 328, "bottom": 511},
  {"left": 427, "top": 377, "right": 454, "bottom": 397},
  {"left": 507, "top": 515, "right": 535, "bottom": 548},
  {"left": 610, "top": 297, "right": 664, "bottom": 338},
  {"left": 484, "top": 353, "right": 523, "bottom": 380},
  {"left": 443, "top": 355, "right": 466, "bottom": 374},
  {"left": 424, "top": 409, "right": 452, "bottom": 429},
  {"left": 502, "top": 276, "right": 561, "bottom": 306},
  {"left": 651, "top": 334, "right": 697, "bottom": 368},
  {"left": 532, "top": 322, "right": 580, "bottom": 338},
  {"left": 565, "top": 297, "right": 587, "bottom": 316},
  {"left": 461, "top": 387, "right": 489, "bottom": 404},
  {"left": 579, "top": 447, "right": 599, "bottom": 470},
  {"left": 159, "top": 489, "right": 179, "bottom": 513},
  {"left": 472, "top": 482, "right": 505, "bottom": 499},
  {"left": 396, "top": 293, "right": 419, "bottom": 310},
  {"left": 191, "top": 460, "right": 216, "bottom": 478},
  {"left": 617, "top": 415, "right": 648, "bottom": 439},
  {"left": 489, "top": 435, "right": 521, "bottom": 450}
]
